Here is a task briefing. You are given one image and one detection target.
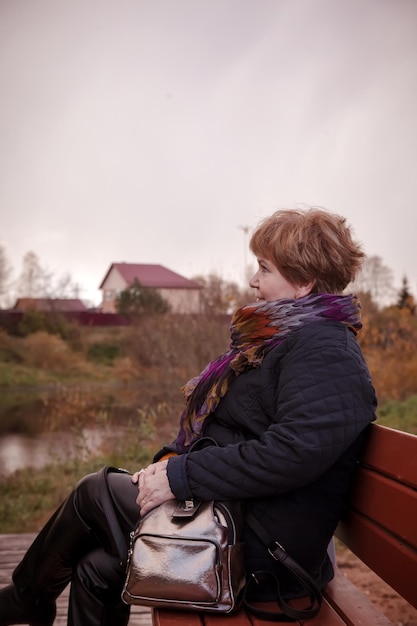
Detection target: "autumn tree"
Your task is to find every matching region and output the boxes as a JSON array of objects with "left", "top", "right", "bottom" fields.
[
  {"left": 116, "top": 278, "right": 170, "bottom": 317},
  {"left": 397, "top": 276, "right": 416, "bottom": 314},
  {"left": 358, "top": 303, "right": 417, "bottom": 402}
]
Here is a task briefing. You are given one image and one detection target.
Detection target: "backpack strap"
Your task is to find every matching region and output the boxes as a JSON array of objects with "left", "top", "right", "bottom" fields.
[{"left": 244, "top": 512, "right": 322, "bottom": 621}]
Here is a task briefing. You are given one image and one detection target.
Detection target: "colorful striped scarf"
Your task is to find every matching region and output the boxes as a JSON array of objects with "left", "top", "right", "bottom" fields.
[{"left": 175, "top": 293, "right": 362, "bottom": 450}]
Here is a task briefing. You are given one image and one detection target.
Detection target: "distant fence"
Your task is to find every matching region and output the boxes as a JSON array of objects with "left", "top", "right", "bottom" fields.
[{"left": 0, "top": 310, "right": 131, "bottom": 333}]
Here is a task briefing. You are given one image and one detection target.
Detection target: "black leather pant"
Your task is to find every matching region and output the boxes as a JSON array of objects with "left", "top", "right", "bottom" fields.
[{"left": 13, "top": 470, "right": 140, "bottom": 626}]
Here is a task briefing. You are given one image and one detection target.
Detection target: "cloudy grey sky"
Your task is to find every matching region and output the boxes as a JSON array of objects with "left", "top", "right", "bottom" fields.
[{"left": 1, "top": 0, "right": 416, "bottom": 306}]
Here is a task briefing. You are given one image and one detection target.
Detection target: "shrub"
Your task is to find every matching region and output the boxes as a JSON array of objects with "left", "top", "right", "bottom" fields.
[
  {"left": 122, "top": 314, "right": 229, "bottom": 374},
  {"left": 0, "top": 329, "right": 24, "bottom": 363},
  {"left": 16, "top": 309, "right": 69, "bottom": 339},
  {"left": 21, "top": 332, "right": 84, "bottom": 373},
  {"left": 87, "top": 342, "right": 121, "bottom": 365},
  {"left": 116, "top": 279, "right": 170, "bottom": 317}
]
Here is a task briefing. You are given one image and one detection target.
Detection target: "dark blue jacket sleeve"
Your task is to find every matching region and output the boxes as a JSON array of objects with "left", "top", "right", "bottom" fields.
[{"left": 166, "top": 454, "right": 192, "bottom": 500}]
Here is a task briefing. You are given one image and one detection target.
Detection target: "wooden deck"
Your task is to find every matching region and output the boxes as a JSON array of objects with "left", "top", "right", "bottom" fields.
[{"left": 0, "top": 534, "right": 152, "bottom": 626}]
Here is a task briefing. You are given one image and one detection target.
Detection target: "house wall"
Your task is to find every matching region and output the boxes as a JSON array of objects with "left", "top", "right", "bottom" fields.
[
  {"left": 159, "top": 288, "right": 201, "bottom": 314},
  {"left": 100, "top": 269, "right": 201, "bottom": 314},
  {"left": 101, "top": 267, "right": 126, "bottom": 313}
]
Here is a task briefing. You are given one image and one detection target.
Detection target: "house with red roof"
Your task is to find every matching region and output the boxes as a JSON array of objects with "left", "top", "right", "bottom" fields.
[{"left": 99, "top": 263, "right": 202, "bottom": 313}]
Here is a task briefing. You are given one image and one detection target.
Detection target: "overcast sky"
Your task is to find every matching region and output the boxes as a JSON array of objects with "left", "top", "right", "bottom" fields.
[{"left": 1, "top": 0, "right": 416, "bottom": 306}]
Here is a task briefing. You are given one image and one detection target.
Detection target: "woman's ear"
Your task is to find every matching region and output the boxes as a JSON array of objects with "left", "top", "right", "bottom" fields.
[{"left": 295, "top": 281, "right": 315, "bottom": 298}]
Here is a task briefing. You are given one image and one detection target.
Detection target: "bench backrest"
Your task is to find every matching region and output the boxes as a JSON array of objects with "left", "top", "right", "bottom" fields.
[{"left": 335, "top": 423, "right": 417, "bottom": 609}]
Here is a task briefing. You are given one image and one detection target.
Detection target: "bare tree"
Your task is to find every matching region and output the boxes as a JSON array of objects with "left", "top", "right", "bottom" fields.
[
  {"left": 54, "top": 272, "right": 81, "bottom": 299},
  {"left": 15, "top": 251, "right": 53, "bottom": 298},
  {"left": 14, "top": 251, "right": 84, "bottom": 304},
  {"left": 349, "top": 255, "right": 396, "bottom": 308},
  {"left": 194, "top": 274, "right": 244, "bottom": 314},
  {"left": 0, "top": 243, "right": 12, "bottom": 307}
]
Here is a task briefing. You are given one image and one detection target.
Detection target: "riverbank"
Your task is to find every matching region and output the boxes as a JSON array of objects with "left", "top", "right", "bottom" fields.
[{"left": 0, "top": 415, "right": 161, "bottom": 533}]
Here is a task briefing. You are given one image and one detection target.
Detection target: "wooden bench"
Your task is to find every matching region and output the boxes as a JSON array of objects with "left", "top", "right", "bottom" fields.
[{"left": 152, "top": 424, "right": 417, "bottom": 625}]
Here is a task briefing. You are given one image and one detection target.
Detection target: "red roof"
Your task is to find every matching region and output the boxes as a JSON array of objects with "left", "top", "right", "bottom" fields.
[{"left": 99, "top": 263, "right": 202, "bottom": 290}]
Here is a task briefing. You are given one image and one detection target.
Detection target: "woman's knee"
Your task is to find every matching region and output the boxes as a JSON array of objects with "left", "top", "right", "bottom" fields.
[
  {"left": 73, "top": 548, "right": 125, "bottom": 601},
  {"left": 73, "top": 473, "right": 101, "bottom": 519},
  {"left": 73, "top": 470, "right": 138, "bottom": 533}
]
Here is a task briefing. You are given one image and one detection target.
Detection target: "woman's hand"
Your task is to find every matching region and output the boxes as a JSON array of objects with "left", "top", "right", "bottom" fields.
[{"left": 132, "top": 460, "right": 175, "bottom": 516}]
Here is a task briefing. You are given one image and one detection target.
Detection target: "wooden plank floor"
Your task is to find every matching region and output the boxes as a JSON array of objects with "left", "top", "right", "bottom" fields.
[{"left": 0, "top": 534, "right": 152, "bottom": 626}]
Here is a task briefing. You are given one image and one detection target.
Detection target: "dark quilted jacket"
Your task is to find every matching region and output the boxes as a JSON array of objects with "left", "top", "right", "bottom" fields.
[{"left": 163, "top": 320, "right": 377, "bottom": 595}]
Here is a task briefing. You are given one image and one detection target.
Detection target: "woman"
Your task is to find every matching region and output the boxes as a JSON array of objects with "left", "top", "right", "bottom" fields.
[{"left": 0, "top": 208, "right": 377, "bottom": 626}]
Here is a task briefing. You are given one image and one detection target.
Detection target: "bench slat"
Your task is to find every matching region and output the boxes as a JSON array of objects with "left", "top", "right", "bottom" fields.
[
  {"left": 361, "top": 425, "right": 417, "bottom": 489},
  {"left": 152, "top": 608, "right": 203, "bottom": 626},
  {"left": 152, "top": 607, "right": 270, "bottom": 625},
  {"left": 205, "top": 609, "right": 259, "bottom": 625},
  {"left": 350, "top": 466, "right": 417, "bottom": 545},
  {"left": 323, "top": 569, "right": 393, "bottom": 625},
  {"left": 297, "top": 601, "right": 354, "bottom": 626},
  {"left": 152, "top": 571, "right": 394, "bottom": 626},
  {"left": 336, "top": 510, "right": 417, "bottom": 608},
  {"left": 273, "top": 594, "right": 349, "bottom": 626}
]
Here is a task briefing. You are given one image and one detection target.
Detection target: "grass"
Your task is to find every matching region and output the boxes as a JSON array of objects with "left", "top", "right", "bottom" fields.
[
  {"left": 0, "top": 416, "right": 158, "bottom": 533},
  {"left": 376, "top": 394, "right": 417, "bottom": 434}
]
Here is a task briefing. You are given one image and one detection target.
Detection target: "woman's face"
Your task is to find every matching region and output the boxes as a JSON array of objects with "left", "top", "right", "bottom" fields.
[{"left": 249, "top": 257, "right": 311, "bottom": 302}]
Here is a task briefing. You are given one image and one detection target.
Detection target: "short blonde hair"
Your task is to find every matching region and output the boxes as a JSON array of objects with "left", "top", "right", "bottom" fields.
[{"left": 250, "top": 208, "right": 365, "bottom": 294}]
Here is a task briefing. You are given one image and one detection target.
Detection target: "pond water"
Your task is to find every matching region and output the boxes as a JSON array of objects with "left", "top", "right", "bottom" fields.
[
  {"left": 0, "top": 428, "right": 113, "bottom": 476},
  {"left": 0, "top": 384, "right": 143, "bottom": 477},
  {"left": 0, "top": 384, "right": 177, "bottom": 477}
]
